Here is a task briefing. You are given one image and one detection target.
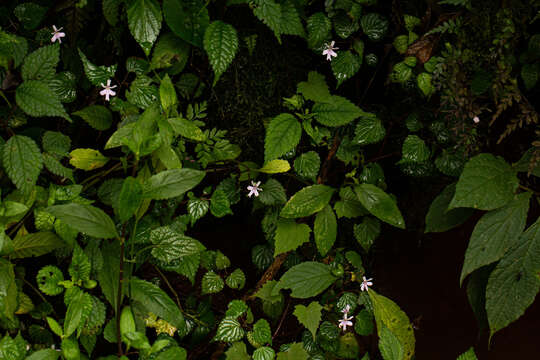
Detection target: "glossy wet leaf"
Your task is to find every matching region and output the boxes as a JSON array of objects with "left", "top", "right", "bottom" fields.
[
  {"left": 46, "top": 203, "right": 118, "bottom": 238},
  {"left": 307, "top": 12, "right": 331, "bottom": 49},
  {"left": 294, "top": 152, "right": 320, "bottom": 181},
  {"left": 354, "top": 217, "right": 381, "bottom": 252},
  {"left": 293, "top": 301, "right": 322, "bottom": 339},
  {"left": 150, "top": 226, "right": 205, "bottom": 263},
  {"left": 355, "top": 184, "right": 405, "bottom": 229},
  {"left": 163, "top": 0, "right": 209, "bottom": 47},
  {"left": 21, "top": 44, "right": 59, "bottom": 82},
  {"left": 16, "top": 81, "right": 70, "bottom": 121},
  {"left": 360, "top": 13, "right": 389, "bottom": 41},
  {"left": 274, "top": 262, "right": 337, "bottom": 299},
  {"left": 214, "top": 317, "right": 244, "bottom": 342},
  {"left": 202, "top": 271, "right": 225, "bottom": 294},
  {"left": 314, "top": 205, "right": 337, "bottom": 256},
  {"left": 398, "top": 135, "right": 430, "bottom": 163},
  {"left": 204, "top": 21, "right": 238, "bottom": 85},
  {"left": 353, "top": 115, "right": 386, "bottom": 145},
  {"left": 313, "top": 95, "right": 363, "bottom": 127},
  {"left": 264, "top": 113, "right": 302, "bottom": 162},
  {"left": 73, "top": 105, "right": 113, "bottom": 131},
  {"left": 143, "top": 168, "right": 205, "bottom": 199},
  {"left": 253, "top": 319, "right": 272, "bottom": 345},
  {"left": 331, "top": 51, "right": 362, "bottom": 87},
  {"left": 78, "top": 49, "right": 117, "bottom": 86},
  {"left": 425, "top": 183, "right": 474, "bottom": 233},
  {"left": 2, "top": 135, "right": 43, "bottom": 194},
  {"left": 297, "top": 71, "right": 331, "bottom": 103},
  {"left": 274, "top": 219, "right": 311, "bottom": 256},
  {"left": 127, "top": 0, "right": 162, "bottom": 55}
]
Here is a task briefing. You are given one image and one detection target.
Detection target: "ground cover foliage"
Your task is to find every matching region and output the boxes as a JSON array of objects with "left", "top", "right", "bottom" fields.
[{"left": 0, "top": 0, "right": 539, "bottom": 359}]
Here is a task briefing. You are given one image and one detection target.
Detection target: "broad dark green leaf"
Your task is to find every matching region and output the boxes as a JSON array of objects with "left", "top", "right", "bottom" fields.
[
  {"left": 354, "top": 115, "right": 386, "bottom": 145},
  {"left": 73, "top": 105, "right": 113, "bottom": 131},
  {"left": 163, "top": 0, "right": 209, "bottom": 47},
  {"left": 201, "top": 270, "right": 224, "bottom": 294},
  {"left": 214, "top": 317, "right": 244, "bottom": 342},
  {"left": 354, "top": 217, "right": 380, "bottom": 252},
  {"left": 293, "top": 301, "right": 322, "bottom": 339},
  {"left": 2, "top": 135, "right": 43, "bottom": 194},
  {"left": 258, "top": 179, "right": 287, "bottom": 205},
  {"left": 21, "top": 44, "right": 59, "bottom": 81},
  {"left": 159, "top": 74, "right": 177, "bottom": 111},
  {"left": 78, "top": 49, "right": 117, "bottom": 86},
  {"left": 280, "top": 185, "right": 335, "bottom": 218},
  {"left": 50, "top": 71, "right": 77, "bottom": 103},
  {"left": 274, "top": 262, "right": 337, "bottom": 299},
  {"left": 425, "top": 183, "right": 474, "bottom": 233},
  {"left": 16, "top": 81, "right": 70, "bottom": 121},
  {"left": 127, "top": 0, "right": 162, "bottom": 55},
  {"left": 449, "top": 154, "right": 519, "bottom": 211},
  {"left": 64, "top": 290, "right": 93, "bottom": 337},
  {"left": 125, "top": 75, "right": 159, "bottom": 109},
  {"left": 151, "top": 32, "right": 190, "bottom": 70},
  {"left": 378, "top": 326, "right": 404, "bottom": 360},
  {"left": 297, "top": 71, "right": 331, "bottom": 103},
  {"left": 274, "top": 219, "right": 311, "bottom": 256},
  {"left": 360, "top": 13, "right": 389, "bottom": 42},
  {"left": 150, "top": 226, "right": 205, "bottom": 263},
  {"left": 312, "top": 95, "right": 363, "bottom": 127},
  {"left": 14, "top": 3, "right": 47, "bottom": 30},
  {"left": 46, "top": 203, "right": 119, "bottom": 239},
  {"left": 116, "top": 177, "right": 143, "bottom": 223},
  {"left": 314, "top": 205, "right": 337, "bottom": 256},
  {"left": 398, "top": 135, "right": 430, "bottom": 163},
  {"left": 168, "top": 117, "right": 205, "bottom": 141},
  {"left": 294, "top": 151, "right": 320, "bottom": 182},
  {"left": 354, "top": 184, "right": 405, "bottom": 229},
  {"left": 10, "top": 232, "right": 64, "bottom": 259},
  {"left": 331, "top": 51, "right": 361, "bottom": 87},
  {"left": 98, "top": 241, "right": 124, "bottom": 311},
  {"left": 461, "top": 192, "right": 530, "bottom": 284},
  {"left": 143, "top": 168, "right": 205, "bottom": 199},
  {"left": 264, "top": 113, "right": 302, "bottom": 162},
  {"left": 334, "top": 187, "right": 369, "bottom": 219},
  {"left": 204, "top": 21, "right": 239, "bottom": 85},
  {"left": 306, "top": 12, "right": 331, "bottom": 49},
  {"left": 0, "top": 259, "right": 17, "bottom": 320}
]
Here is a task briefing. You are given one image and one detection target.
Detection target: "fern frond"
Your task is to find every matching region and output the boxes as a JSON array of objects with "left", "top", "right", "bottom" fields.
[{"left": 425, "top": 18, "right": 462, "bottom": 36}]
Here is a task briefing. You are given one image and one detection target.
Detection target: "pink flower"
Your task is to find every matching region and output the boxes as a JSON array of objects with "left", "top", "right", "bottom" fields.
[
  {"left": 360, "top": 276, "right": 373, "bottom": 292},
  {"left": 51, "top": 25, "right": 65, "bottom": 44},
  {"left": 247, "top": 181, "right": 262, "bottom": 198},
  {"left": 473, "top": 116, "right": 480, "bottom": 124},
  {"left": 322, "top": 41, "right": 339, "bottom": 61},
  {"left": 100, "top": 79, "right": 117, "bottom": 101}
]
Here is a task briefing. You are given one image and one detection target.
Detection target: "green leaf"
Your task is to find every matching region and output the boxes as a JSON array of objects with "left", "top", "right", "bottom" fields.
[
  {"left": 126, "top": 75, "right": 159, "bottom": 109},
  {"left": 225, "top": 342, "right": 250, "bottom": 360},
  {"left": 46, "top": 203, "right": 119, "bottom": 239},
  {"left": 354, "top": 217, "right": 381, "bottom": 252},
  {"left": 73, "top": 105, "right": 113, "bottom": 131},
  {"left": 264, "top": 113, "right": 302, "bottom": 162},
  {"left": 417, "top": 72, "right": 434, "bottom": 96},
  {"left": 2, "top": 135, "right": 43, "bottom": 194},
  {"left": 521, "top": 63, "right": 539, "bottom": 90},
  {"left": 226, "top": 269, "right": 246, "bottom": 290},
  {"left": 360, "top": 13, "right": 389, "bottom": 41},
  {"left": 21, "top": 44, "right": 59, "bottom": 81},
  {"left": 294, "top": 151, "right": 320, "bottom": 181},
  {"left": 50, "top": 71, "right": 77, "bottom": 103},
  {"left": 393, "top": 35, "right": 409, "bottom": 54},
  {"left": 253, "top": 319, "right": 272, "bottom": 345},
  {"left": 130, "top": 277, "right": 185, "bottom": 329},
  {"left": 98, "top": 241, "right": 123, "bottom": 311},
  {"left": 43, "top": 154, "right": 74, "bottom": 182},
  {"left": 279, "top": 1, "right": 304, "bottom": 37},
  {"left": 258, "top": 179, "right": 287, "bottom": 205},
  {"left": 10, "top": 232, "right": 63, "bottom": 259},
  {"left": 168, "top": 117, "right": 206, "bottom": 141},
  {"left": 36, "top": 265, "right": 64, "bottom": 296},
  {"left": 210, "top": 189, "right": 232, "bottom": 218},
  {"left": 449, "top": 154, "right": 519, "bottom": 211},
  {"left": 485, "top": 217, "right": 540, "bottom": 337},
  {"left": 64, "top": 290, "right": 93, "bottom": 337},
  {"left": 297, "top": 71, "right": 331, "bottom": 103},
  {"left": 163, "top": 0, "right": 209, "bottom": 48},
  {"left": 274, "top": 261, "right": 337, "bottom": 299},
  {"left": 398, "top": 135, "right": 430, "bottom": 163},
  {"left": 143, "top": 168, "right": 205, "bottom": 200},
  {"left": 334, "top": 187, "right": 369, "bottom": 219},
  {"left": 0, "top": 259, "right": 17, "bottom": 320},
  {"left": 354, "top": 184, "right": 405, "bottom": 229},
  {"left": 204, "top": 21, "right": 239, "bottom": 85},
  {"left": 307, "top": 13, "right": 331, "bottom": 49},
  {"left": 0, "top": 34, "right": 27, "bottom": 69},
  {"left": 274, "top": 219, "right": 311, "bottom": 256},
  {"left": 435, "top": 150, "right": 465, "bottom": 177},
  {"left": 16, "top": 80, "right": 70, "bottom": 121},
  {"left": 378, "top": 326, "right": 404, "bottom": 360},
  {"left": 354, "top": 309, "right": 374, "bottom": 335},
  {"left": 404, "top": 15, "right": 421, "bottom": 32},
  {"left": 150, "top": 226, "right": 204, "bottom": 263},
  {"left": 253, "top": 0, "right": 282, "bottom": 41},
  {"left": 103, "top": 0, "right": 122, "bottom": 26},
  {"left": 461, "top": 193, "right": 530, "bottom": 284},
  {"left": 187, "top": 197, "right": 209, "bottom": 223},
  {"left": 69, "top": 148, "right": 109, "bottom": 171},
  {"left": 14, "top": 3, "right": 47, "bottom": 30},
  {"left": 369, "top": 290, "right": 415, "bottom": 360},
  {"left": 202, "top": 270, "right": 225, "bottom": 294},
  {"left": 127, "top": 0, "right": 162, "bottom": 55},
  {"left": 314, "top": 205, "right": 337, "bottom": 256},
  {"left": 43, "top": 131, "right": 71, "bottom": 156},
  {"left": 331, "top": 51, "right": 362, "bottom": 87},
  {"left": 425, "top": 183, "right": 474, "bottom": 233},
  {"left": 253, "top": 347, "right": 276, "bottom": 360},
  {"left": 116, "top": 177, "right": 143, "bottom": 223},
  {"left": 259, "top": 160, "right": 291, "bottom": 174},
  {"left": 276, "top": 342, "right": 309, "bottom": 360},
  {"left": 214, "top": 317, "right": 244, "bottom": 342},
  {"left": 159, "top": 74, "right": 177, "bottom": 111},
  {"left": 280, "top": 185, "right": 335, "bottom": 218},
  {"left": 78, "top": 49, "right": 117, "bottom": 86},
  {"left": 457, "top": 348, "right": 478, "bottom": 360},
  {"left": 353, "top": 115, "right": 386, "bottom": 145},
  {"left": 312, "top": 95, "right": 363, "bottom": 127},
  {"left": 151, "top": 32, "right": 190, "bottom": 70},
  {"left": 391, "top": 62, "right": 413, "bottom": 83},
  {"left": 26, "top": 349, "right": 61, "bottom": 360},
  {"left": 333, "top": 12, "right": 359, "bottom": 39},
  {"left": 226, "top": 299, "right": 248, "bottom": 318},
  {"left": 293, "top": 301, "right": 322, "bottom": 339}
]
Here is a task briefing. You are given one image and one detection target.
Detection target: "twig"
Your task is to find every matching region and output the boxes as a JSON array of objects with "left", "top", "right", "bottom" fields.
[
  {"left": 317, "top": 134, "right": 341, "bottom": 185},
  {"left": 245, "top": 253, "right": 288, "bottom": 301},
  {"left": 272, "top": 299, "right": 291, "bottom": 340}
]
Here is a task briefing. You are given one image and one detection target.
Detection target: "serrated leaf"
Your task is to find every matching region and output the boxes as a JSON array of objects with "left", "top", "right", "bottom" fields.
[
  {"left": 143, "top": 168, "right": 205, "bottom": 200},
  {"left": 417, "top": 72, "right": 434, "bottom": 96},
  {"left": 14, "top": 3, "right": 47, "bottom": 30},
  {"left": 259, "top": 159, "right": 291, "bottom": 174},
  {"left": 280, "top": 185, "right": 335, "bottom": 218},
  {"left": 103, "top": 0, "right": 122, "bottom": 26},
  {"left": 130, "top": 277, "right": 185, "bottom": 329},
  {"left": 64, "top": 290, "right": 93, "bottom": 338},
  {"left": 294, "top": 151, "right": 320, "bottom": 181},
  {"left": 50, "top": 71, "right": 77, "bottom": 103},
  {"left": 151, "top": 32, "right": 190, "bottom": 70},
  {"left": 334, "top": 187, "right": 369, "bottom": 219},
  {"left": 274, "top": 261, "right": 337, "bottom": 299},
  {"left": 46, "top": 203, "right": 119, "bottom": 239},
  {"left": 168, "top": 117, "right": 206, "bottom": 141},
  {"left": 485, "top": 217, "right": 540, "bottom": 337},
  {"left": 378, "top": 326, "right": 404, "bottom": 360},
  {"left": 293, "top": 301, "right": 322, "bottom": 339},
  {"left": 36, "top": 265, "right": 64, "bottom": 296},
  {"left": 354, "top": 184, "right": 405, "bottom": 228},
  {"left": 332, "top": 51, "right": 362, "bottom": 87},
  {"left": 42, "top": 131, "right": 71, "bottom": 156},
  {"left": 204, "top": 21, "right": 238, "bottom": 85},
  {"left": 391, "top": 62, "right": 413, "bottom": 83},
  {"left": 274, "top": 219, "right": 311, "bottom": 256},
  {"left": 435, "top": 150, "right": 465, "bottom": 177},
  {"left": 215, "top": 317, "right": 244, "bottom": 342},
  {"left": 314, "top": 205, "right": 337, "bottom": 256},
  {"left": 69, "top": 148, "right": 109, "bottom": 171},
  {"left": 398, "top": 135, "right": 430, "bottom": 163},
  {"left": 253, "top": 0, "right": 282, "bottom": 41},
  {"left": 10, "top": 232, "right": 64, "bottom": 259},
  {"left": 226, "top": 300, "right": 248, "bottom": 318},
  {"left": 225, "top": 342, "right": 250, "bottom": 360},
  {"left": 307, "top": 13, "right": 331, "bottom": 49},
  {"left": 175, "top": 253, "right": 200, "bottom": 284},
  {"left": 2, "top": 135, "right": 43, "bottom": 194},
  {"left": 226, "top": 269, "right": 246, "bottom": 289},
  {"left": 163, "top": 0, "right": 209, "bottom": 48},
  {"left": 264, "top": 113, "right": 301, "bottom": 162},
  {"left": 202, "top": 270, "right": 225, "bottom": 294},
  {"left": 393, "top": 35, "right": 408, "bottom": 54},
  {"left": 210, "top": 189, "right": 232, "bottom": 217},
  {"left": 369, "top": 290, "right": 415, "bottom": 360},
  {"left": 126, "top": 75, "right": 159, "bottom": 109},
  {"left": 354, "top": 217, "right": 380, "bottom": 252},
  {"left": 116, "top": 177, "right": 143, "bottom": 222},
  {"left": 0, "top": 259, "right": 17, "bottom": 320},
  {"left": 21, "top": 44, "right": 59, "bottom": 82},
  {"left": 354, "top": 309, "right": 374, "bottom": 335},
  {"left": 425, "top": 183, "right": 474, "bottom": 233},
  {"left": 16, "top": 80, "right": 70, "bottom": 121},
  {"left": 449, "top": 154, "right": 519, "bottom": 211},
  {"left": 258, "top": 179, "right": 287, "bottom": 205},
  {"left": 78, "top": 49, "right": 117, "bottom": 86},
  {"left": 253, "top": 347, "right": 276, "bottom": 360},
  {"left": 73, "top": 105, "right": 113, "bottom": 131},
  {"left": 150, "top": 226, "right": 205, "bottom": 263},
  {"left": 253, "top": 319, "right": 272, "bottom": 345},
  {"left": 353, "top": 115, "right": 386, "bottom": 145},
  {"left": 127, "top": 0, "right": 162, "bottom": 55},
  {"left": 276, "top": 342, "right": 309, "bottom": 360},
  {"left": 313, "top": 95, "right": 363, "bottom": 127},
  {"left": 457, "top": 348, "right": 478, "bottom": 360},
  {"left": 360, "top": 13, "right": 389, "bottom": 41},
  {"left": 297, "top": 71, "right": 331, "bottom": 103}
]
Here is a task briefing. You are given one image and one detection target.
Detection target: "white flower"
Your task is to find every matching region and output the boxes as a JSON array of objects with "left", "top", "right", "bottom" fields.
[
  {"left": 51, "top": 25, "right": 65, "bottom": 44},
  {"left": 247, "top": 181, "right": 262, "bottom": 198},
  {"left": 100, "top": 79, "right": 117, "bottom": 101},
  {"left": 322, "top": 41, "right": 339, "bottom": 61},
  {"left": 473, "top": 116, "right": 480, "bottom": 124},
  {"left": 360, "top": 276, "right": 373, "bottom": 292},
  {"left": 338, "top": 314, "right": 354, "bottom": 331},
  {"left": 341, "top": 304, "right": 351, "bottom": 315}
]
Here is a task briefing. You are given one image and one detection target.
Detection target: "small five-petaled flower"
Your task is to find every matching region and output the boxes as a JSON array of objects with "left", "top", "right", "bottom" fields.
[
  {"left": 247, "top": 181, "right": 262, "bottom": 198},
  {"left": 51, "top": 25, "right": 65, "bottom": 44},
  {"left": 338, "top": 304, "right": 354, "bottom": 331},
  {"left": 322, "top": 41, "right": 339, "bottom": 61},
  {"left": 360, "top": 276, "right": 373, "bottom": 292},
  {"left": 100, "top": 79, "right": 117, "bottom": 101}
]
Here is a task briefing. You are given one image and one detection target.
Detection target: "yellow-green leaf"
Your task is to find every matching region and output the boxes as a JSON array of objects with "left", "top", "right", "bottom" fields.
[{"left": 69, "top": 149, "right": 109, "bottom": 171}]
